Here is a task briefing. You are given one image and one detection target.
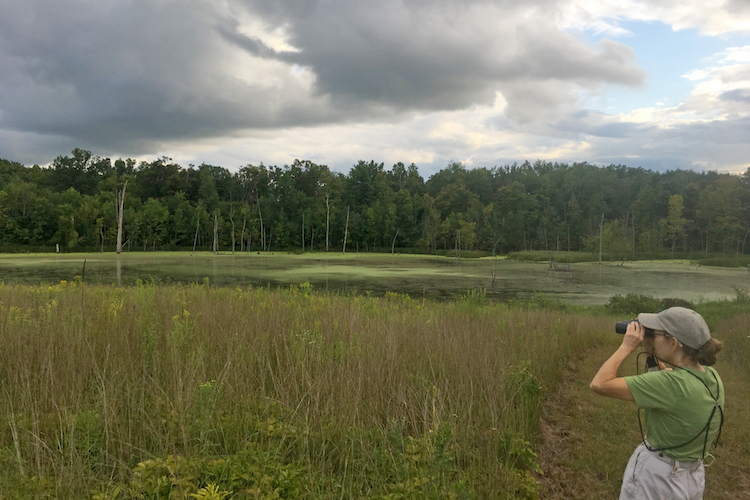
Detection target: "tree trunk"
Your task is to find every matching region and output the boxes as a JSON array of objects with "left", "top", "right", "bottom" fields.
[
  {"left": 599, "top": 214, "right": 604, "bottom": 266},
  {"left": 325, "top": 192, "right": 330, "bottom": 252},
  {"left": 704, "top": 226, "right": 709, "bottom": 258},
  {"left": 213, "top": 212, "right": 219, "bottom": 253},
  {"left": 115, "top": 180, "right": 127, "bottom": 254},
  {"left": 241, "top": 217, "right": 246, "bottom": 252},
  {"left": 343, "top": 206, "right": 350, "bottom": 254},
  {"left": 302, "top": 212, "right": 305, "bottom": 253},
  {"left": 193, "top": 216, "right": 200, "bottom": 253},
  {"left": 257, "top": 200, "right": 265, "bottom": 251},
  {"left": 391, "top": 228, "right": 399, "bottom": 254},
  {"left": 230, "top": 204, "right": 235, "bottom": 254}
]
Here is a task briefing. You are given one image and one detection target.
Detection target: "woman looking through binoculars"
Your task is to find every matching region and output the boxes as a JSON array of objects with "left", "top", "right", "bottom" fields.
[{"left": 590, "top": 307, "right": 724, "bottom": 500}]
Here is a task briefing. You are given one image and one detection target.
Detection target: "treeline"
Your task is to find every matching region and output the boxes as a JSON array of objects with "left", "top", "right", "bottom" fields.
[{"left": 1, "top": 148, "right": 749, "bottom": 257}]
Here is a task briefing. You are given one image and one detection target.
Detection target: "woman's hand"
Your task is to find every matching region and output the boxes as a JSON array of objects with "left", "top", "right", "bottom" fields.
[
  {"left": 589, "top": 321, "right": 641, "bottom": 401},
  {"left": 622, "top": 320, "right": 645, "bottom": 352}
]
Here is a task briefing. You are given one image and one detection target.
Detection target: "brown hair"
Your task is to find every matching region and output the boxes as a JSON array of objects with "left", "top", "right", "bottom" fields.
[{"left": 681, "top": 338, "right": 723, "bottom": 366}]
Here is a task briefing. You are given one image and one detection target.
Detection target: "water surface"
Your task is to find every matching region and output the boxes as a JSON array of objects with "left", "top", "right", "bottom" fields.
[{"left": 0, "top": 252, "right": 745, "bottom": 305}]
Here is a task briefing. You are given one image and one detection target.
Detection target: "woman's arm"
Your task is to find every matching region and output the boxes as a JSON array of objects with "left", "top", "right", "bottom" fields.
[{"left": 590, "top": 321, "right": 645, "bottom": 401}]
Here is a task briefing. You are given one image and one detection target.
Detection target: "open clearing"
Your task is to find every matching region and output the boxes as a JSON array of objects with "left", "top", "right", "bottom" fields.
[{"left": 0, "top": 251, "right": 748, "bottom": 305}]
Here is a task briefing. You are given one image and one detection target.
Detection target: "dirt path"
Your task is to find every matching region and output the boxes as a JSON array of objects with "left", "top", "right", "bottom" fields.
[
  {"left": 534, "top": 343, "right": 750, "bottom": 500},
  {"left": 535, "top": 344, "right": 624, "bottom": 499}
]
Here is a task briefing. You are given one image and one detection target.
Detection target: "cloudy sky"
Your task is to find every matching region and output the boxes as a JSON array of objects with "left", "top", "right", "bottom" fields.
[{"left": 1, "top": 0, "right": 750, "bottom": 176}]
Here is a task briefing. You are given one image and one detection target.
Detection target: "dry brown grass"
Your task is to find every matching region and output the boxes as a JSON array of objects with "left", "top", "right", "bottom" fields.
[{"left": 0, "top": 281, "right": 610, "bottom": 498}]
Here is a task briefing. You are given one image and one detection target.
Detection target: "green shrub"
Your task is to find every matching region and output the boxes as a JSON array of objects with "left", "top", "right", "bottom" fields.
[
  {"left": 605, "top": 293, "right": 662, "bottom": 316},
  {"left": 659, "top": 297, "right": 695, "bottom": 309}
]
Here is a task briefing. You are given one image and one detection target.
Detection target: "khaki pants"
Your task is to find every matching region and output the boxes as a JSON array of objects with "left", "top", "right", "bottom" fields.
[{"left": 620, "top": 443, "right": 705, "bottom": 500}]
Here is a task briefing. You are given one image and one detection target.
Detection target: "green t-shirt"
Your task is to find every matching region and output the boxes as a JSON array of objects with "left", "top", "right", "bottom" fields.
[{"left": 624, "top": 366, "right": 724, "bottom": 461}]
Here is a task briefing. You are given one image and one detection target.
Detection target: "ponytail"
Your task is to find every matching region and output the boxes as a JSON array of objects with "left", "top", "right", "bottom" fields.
[{"left": 682, "top": 338, "right": 723, "bottom": 366}]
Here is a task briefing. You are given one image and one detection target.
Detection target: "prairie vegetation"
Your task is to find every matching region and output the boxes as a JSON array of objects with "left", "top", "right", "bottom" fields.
[
  {"left": 1, "top": 279, "right": 748, "bottom": 499},
  {"left": 0, "top": 280, "right": 608, "bottom": 498}
]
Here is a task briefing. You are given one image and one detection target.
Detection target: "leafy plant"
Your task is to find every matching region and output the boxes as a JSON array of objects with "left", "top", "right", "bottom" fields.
[
  {"left": 605, "top": 293, "right": 662, "bottom": 316},
  {"left": 191, "top": 484, "right": 229, "bottom": 500}
]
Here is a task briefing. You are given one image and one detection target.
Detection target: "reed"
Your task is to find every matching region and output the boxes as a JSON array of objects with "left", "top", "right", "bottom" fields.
[{"left": 0, "top": 281, "right": 608, "bottom": 498}]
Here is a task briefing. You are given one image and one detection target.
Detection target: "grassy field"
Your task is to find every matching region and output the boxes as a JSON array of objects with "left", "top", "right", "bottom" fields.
[
  {"left": 0, "top": 279, "right": 748, "bottom": 499},
  {"left": 1, "top": 251, "right": 748, "bottom": 305},
  {"left": 1, "top": 254, "right": 749, "bottom": 499},
  {"left": 0, "top": 280, "right": 611, "bottom": 499}
]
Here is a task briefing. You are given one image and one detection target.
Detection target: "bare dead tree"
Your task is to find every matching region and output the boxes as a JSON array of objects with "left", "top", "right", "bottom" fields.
[
  {"left": 192, "top": 215, "right": 200, "bottom": 253},
  {"left": 257, "top": 197, "right": 265, "bottom": 251},
  {"left": 229, "top": 203, "right": 236, "bottom": 254},
  {"left": 115, "top": 180, "right": 127, "bottom": 254},
  {"left": 599, "top": 214, "right": 604, "bottom": 266},
  {"left": 342, "top": 206, "right": 350, "bottom": 254},
  {"left": 240, "top": 216, "right": 246, "bottom": 252},
  {"left": 325, "top": 191, "right": 330, "bottom": 252},
  {"left": 213, "top": 211, "right": 219, "bottom": 253}
]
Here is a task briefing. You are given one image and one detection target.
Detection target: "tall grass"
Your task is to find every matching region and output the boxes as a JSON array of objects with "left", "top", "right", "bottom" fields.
[
  {"left": 0, "top": 281, "right": 607, "bottom": 498},
  {"left": 698, "top": 291, "right": 750, "bottom": 377}
]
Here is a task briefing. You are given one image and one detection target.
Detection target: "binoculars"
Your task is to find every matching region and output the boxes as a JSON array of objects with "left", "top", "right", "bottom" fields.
[
  {"left": 615, "top": 320, "right": 655, "bottom": 337},
  {"left": 615, "top": 320, "right": 634, "bottom": 334}
]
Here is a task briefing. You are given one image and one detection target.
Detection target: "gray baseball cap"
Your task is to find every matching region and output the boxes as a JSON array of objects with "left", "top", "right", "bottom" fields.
[{"left": 637, "top": 307, "right": 711, "bottom": 350}]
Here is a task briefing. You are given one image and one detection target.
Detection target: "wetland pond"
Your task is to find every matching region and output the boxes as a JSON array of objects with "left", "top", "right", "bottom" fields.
[{"left": 0, "top": 251, "right": 747, "bottom": 305}]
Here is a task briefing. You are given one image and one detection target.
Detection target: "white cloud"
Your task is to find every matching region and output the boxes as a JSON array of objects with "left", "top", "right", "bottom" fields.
[
  {"left": 720, "top": 45, "right": 750, "bottom": 64},
  {"left": 539, "top": 40, "right": 750, "bottom": 172},
  {"left": 560, "top": 0, "right": 750, "bottom": 36},
  {"left": 683, "top": 70, "right": 709, "bottom": 81}
]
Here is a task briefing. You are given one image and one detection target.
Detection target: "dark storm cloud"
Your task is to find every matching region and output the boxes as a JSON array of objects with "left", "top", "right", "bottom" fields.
[
  {"left": 0, "top": 0, "right": 333, "bottom": 159},
  {"left": 233, "top": 0, "right": 644, "bottom": 110},
  {"left": 0, "top": 0, "right": 645, "bottom": 163}
]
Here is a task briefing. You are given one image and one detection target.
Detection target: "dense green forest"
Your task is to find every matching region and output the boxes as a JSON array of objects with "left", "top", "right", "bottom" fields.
[{"left": 1, "top": 148, "right": 748, "bottom": 257}]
